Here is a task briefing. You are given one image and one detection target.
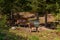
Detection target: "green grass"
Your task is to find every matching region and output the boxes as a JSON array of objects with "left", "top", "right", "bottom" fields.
[
  {"left": 0, "top": 32, "right": 27, "bottom": 40},
  {"left": 0, "top": 28, "right": 27, "bottom": 40},
  {"left": 56, "top": 25, "right": 60, "bottom": 32},
  {"left": 9, "top": 27, "right": 60, "bottom": 40},
  {"left": 0, "top": 26, "right": 60, "bottom": 40},
  {"left": 28, "top": 35, "right": 39, "bottom": 40},
  {"left": 53, "top": 36, "right": 60, "bottom": 40}
]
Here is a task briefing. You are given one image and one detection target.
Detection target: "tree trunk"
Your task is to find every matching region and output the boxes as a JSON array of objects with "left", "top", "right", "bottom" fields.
[
  {"left": 45, "top": 11, "right": 48, "bottom": 27},
  {"left": 10, "top": 10, "right": 13, "bottom": 26},
  {"left": 11, "top": 11, "right": 12, "bottom": 19}
]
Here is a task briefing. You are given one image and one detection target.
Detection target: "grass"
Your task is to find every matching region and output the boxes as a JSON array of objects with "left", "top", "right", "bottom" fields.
[
  {"left": 0, "top": 28, "right": 27, "bottom": 40},
  {"left": 53, "top": 37, "right": 60, "bottom": 40},
  {"left": 56, "top": 25, "right": 60, "bottom": 32},
  {"left": 9, "top": 27, "right": 60, "bottom": 40},
  {"left": 1, "top": 27, "right": 60, "bottom": 40},
  {"left": 28, "top": 35, "right": 39, "bottom": 40},
  {"left": 0, "top": 32, "right": 27, "bottom": 40}
]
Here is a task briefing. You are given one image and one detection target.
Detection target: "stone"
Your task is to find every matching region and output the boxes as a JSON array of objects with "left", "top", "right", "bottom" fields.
[{"left": 11, "top": 27, "right": 16, "bottom": 30}]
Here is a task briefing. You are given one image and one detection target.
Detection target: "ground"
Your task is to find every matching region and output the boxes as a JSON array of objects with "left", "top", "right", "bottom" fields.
[{"left": 9, "top": 27, "right": 60, "bottom": 40}]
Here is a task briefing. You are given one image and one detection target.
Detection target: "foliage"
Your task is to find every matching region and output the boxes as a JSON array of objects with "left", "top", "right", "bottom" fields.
[
  {"left": 0, "top": 0, "right": 60, "bottom": 14},
  {"left": 55, "top": 13, "right": 60, "bottom": 20},
  {"left": 0, "top": 15, "right": 9, "bottom": 30},
  {"left": 0, "top": 31, "right": 27, "bottom": 40},
  {"left": 0, "top": 15, "right": 7, "bottom": 27}
]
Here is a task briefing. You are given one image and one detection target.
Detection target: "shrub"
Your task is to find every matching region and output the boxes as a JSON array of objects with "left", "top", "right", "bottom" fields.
[
  {"left": 0, "top": 15, "right": 9, "bottom": 30},
  {"left": 0, "top": 32, "right": 27, "bottom": 40}
]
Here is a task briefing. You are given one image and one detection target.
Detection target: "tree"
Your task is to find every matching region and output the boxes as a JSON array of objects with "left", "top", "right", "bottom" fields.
[
  {"left": 29, "top": 0, "right": 60, "bottom": 28},
  {"left": 0, "top": 0, "right": 60, "bottom": 28}
]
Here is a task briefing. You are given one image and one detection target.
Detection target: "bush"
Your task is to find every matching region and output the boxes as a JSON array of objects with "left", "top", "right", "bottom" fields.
[
  {"left": 0, "top": 15, "right": 10, "bottom": 30},
  {"left": 0, "top": 32, "right": 27, "bottom": 40},
  {"left": 55, "top": 13, "right": 60, "bottom": 21},
  {"left": 0, "top": 15, "right": 6, "bottom": 26}
]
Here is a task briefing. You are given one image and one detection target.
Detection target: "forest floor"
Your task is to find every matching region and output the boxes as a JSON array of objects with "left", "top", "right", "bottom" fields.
[{"left": 9, "top": 27, "right": 60, "bottom": 40}]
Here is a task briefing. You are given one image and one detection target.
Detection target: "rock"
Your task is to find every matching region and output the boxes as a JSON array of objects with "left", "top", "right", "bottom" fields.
[{"left": 11, "top": 27, "right": 16, "bottom": 30}]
